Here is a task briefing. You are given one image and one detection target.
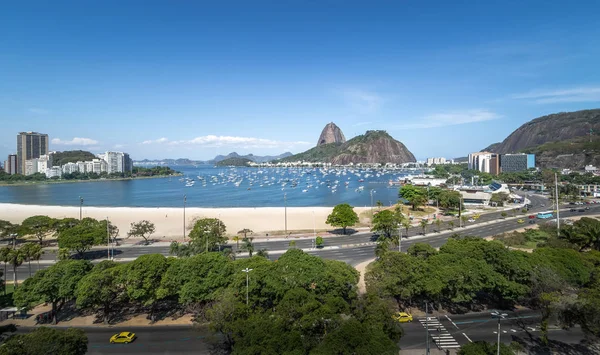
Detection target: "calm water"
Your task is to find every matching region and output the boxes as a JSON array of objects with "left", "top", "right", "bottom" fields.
[{"left": 0, "top": 166, "right": 421, "bottom": 207}]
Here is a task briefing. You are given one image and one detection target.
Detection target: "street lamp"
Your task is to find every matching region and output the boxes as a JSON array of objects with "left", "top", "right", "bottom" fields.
[
  {"left": 106, "top": 217, "right": 110, "bottom": 260},
  {"left": 79, "top": 196, "right": 84, "bottom": 220},
  {"left": 9, "top": 233, "right": 17, "bottom": 249},
  {"left": 204, "top": 227, "right": 210, "bottom": 253},
  {"left": 242, "top": 267, "right": 253, "bottom": 306},
  {"left": 491, "top": 311, "right": 508, "bottom": 355},
  {"left": 397, "top": 223, "right": 402, "bottom": 252},
  {"left": 284, "top": 193, "right": 287, "bottom": 235},
  {"left": 183, "top": 195, "right": 187, "bottom": 242}
]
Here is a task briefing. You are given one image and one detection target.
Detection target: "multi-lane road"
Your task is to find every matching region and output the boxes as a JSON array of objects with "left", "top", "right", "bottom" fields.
[{"left": 7, "top": 195, "right": 600, "bottom": 281}]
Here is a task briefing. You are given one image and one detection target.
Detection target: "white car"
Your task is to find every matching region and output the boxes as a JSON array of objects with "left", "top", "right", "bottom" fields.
[{"left": 467, "top": 218, "right": 475, "bottom": 223}]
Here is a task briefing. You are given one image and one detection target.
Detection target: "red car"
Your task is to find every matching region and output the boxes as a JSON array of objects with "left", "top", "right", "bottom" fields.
[{"left": 528, "top": 215, "right": 535, "bottom": 219}]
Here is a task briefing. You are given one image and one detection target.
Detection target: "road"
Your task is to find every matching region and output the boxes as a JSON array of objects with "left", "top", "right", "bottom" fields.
[
  {"left": 7, "top": 196, "right": 600, "bottom": 281},
  {"left": 399, "top": 310, "right": 598, "bottom": 354}
]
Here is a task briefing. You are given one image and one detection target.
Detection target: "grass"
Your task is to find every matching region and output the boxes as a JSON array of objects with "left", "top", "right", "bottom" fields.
[{"left": 0, "top": 284, "right": 15, "bottom": 308}]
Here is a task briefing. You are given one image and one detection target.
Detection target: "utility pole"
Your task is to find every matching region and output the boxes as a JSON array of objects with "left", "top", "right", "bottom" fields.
[
  {"left": 555, "top": 172, "right": 560, "bottom": 236},
  {"left": 242, "top": 267, "right": 253, "bottom": 306},
  {"left": 183, "top": 195, "right": 187, "bottom": 242},
  {"left": 425, "top": 301, "right": 430, "bottom": 355},
  {"left": 398, "top": 223, "right": 402, "bottom": 252},
  {"left": 106, "top": 217, "right": 110, "bottom": 260},
  {"left": 284, "top": 193, "right": 287, "bottom": 235},
  {"left": 79, "top": 196, "right": 84, "bottom": 220}
]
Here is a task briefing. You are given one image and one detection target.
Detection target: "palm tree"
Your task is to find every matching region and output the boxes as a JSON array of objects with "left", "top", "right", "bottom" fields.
[
  {"left": 289, "top": 240, "right": 296, "bottom": 248},
  {"left": 30, "top": 243, "right": 43, "bottom": 273},
  {"left": 232, "top": 235, "right": 241, "bottom": 250},
  {"left": 402, "top": 220, "right": 411, "bottom": 237},
  {"left": 238, "top": 228, "right": 253, "bottom": 239},
  {"left": 0, "top": 247, "right": 11, "bottom": 295},
  {"left": 256, "top": 249, "right": 269, "bottom": 258},
  {"left": 20, "top": 243, "right": 35, "bottom": 277},
  {"left": 7, "top": 249, "right": 24, "bottom": 289},
  {"left": 242, "top": 237, "right": 255, "bottom": 257},
  {"left": 222, "top": 248, "right": 236, "bottom": 261},
  {"left": 376, "top": 200, "right": 384, "bottom": 210},
  {"left": 448, "top": 221, "right": 455, "bottom": 231},
  {"left": 419, "top": 220, "right": 428, "bottom": 235},
  {"left": 435, "top": 219, "right": 442, "bottom": 233},
  {"left": 460, "top": 216, "right": 468, "bottom": 226}
]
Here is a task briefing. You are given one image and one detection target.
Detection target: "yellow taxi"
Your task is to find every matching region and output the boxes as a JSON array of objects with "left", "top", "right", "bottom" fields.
[
  {"left": 517, "top": 219, "right": 525, "bottom": 224},
  {"left": 110, "top": 331, "right": 136, "bottom": 344},
  {"left": 392, "top": 312, "right": 413, "bottom": 323}
]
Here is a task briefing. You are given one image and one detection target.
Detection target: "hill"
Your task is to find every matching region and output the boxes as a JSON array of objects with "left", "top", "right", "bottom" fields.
[
  {"left": 281, "top": 130, "right": 416, "bottom": 165},
  {"left": 487, "top": 109, "right": 600, "bottom": 154},
  {"left": 215, "top": 157, "right": 253, "bottom": 167},
  {"left": 520, "top": 136, "right": 600, "bottom": 169},
  {"left": 212, "top": 152, "right": 293, "bottom": 163},
  {"left": 51, "top": 150, "right": 96, "bottom": 166}
]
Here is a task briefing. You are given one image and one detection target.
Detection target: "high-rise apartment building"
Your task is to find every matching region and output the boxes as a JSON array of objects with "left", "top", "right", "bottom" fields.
[
  {"left": 4, "top": 154, "right": 17, "bottom": 175},
  {"left": 103, "top": 151, "right": 133, "bottom": 174},
  {"left": 16, "top": 132, "right": 49, "bottom": 175}
]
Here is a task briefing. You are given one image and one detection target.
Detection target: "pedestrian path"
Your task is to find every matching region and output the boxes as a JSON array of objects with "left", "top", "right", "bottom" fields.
[{"left": 418, "top": 317, "right": 460, "bottom": 350}]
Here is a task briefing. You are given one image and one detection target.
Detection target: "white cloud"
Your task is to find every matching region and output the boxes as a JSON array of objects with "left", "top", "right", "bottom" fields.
[
  {"left": 27, "top": 108, "right": 48, "bottom": 114},
  {"left": 511, "top": 86, "right": 600, "bottom": 104},
  {"left": 142, "top": 137, "right": 169, "bottom": 145},
  {"left": 403, "top": 109, "right": 500, "bottom": 129},
  {"left": 341, "top": 89, "right": 384, "bottom": 114},
  {"left": 51, "top": 137, "right": 99, "bottom": 146},
  {"left": 140, "top": 135, "right": 310, "bottom": 149}
]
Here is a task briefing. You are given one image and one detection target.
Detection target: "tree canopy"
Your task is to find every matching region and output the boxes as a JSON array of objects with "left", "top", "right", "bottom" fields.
[
  {"left": 326, "top": 203, "right": 359, "bottom": 234},
  {"left": 0, "top": 327, "right": 87, "bottom": 355}
]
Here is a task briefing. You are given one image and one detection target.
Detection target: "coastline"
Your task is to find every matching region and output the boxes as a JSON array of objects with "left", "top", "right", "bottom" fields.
[
  {"left": 0, "top": 174, "right": 180, "bottom": 187},
  {"left": 0, "top": 203, "right": 370, "bottom": 238}
]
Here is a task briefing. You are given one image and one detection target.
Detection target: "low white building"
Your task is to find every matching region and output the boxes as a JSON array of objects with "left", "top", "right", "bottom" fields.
[
  {"left": 45, "top": 166, "right": 62, "bottom": 178},
  {"left": 77, "top": 161, "right": 86, "bottom": 173},
  {"left": 62, "top": 162, "right": 79, "bottom": 174}
]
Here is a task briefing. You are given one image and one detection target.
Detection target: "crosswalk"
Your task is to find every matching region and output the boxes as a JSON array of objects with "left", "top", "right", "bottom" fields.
[{"left": 418, "top": 317, "right": 460, "bottom": 350}]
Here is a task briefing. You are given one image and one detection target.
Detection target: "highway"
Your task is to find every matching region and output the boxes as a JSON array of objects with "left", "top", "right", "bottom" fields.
[{"left": 6, "top": 196, "right": 600, "bottom": 281}]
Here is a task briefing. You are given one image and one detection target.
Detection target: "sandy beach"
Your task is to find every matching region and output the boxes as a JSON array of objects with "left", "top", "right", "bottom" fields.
[{"left": 0, "top": 203, "right": 370, "bottom": 239}]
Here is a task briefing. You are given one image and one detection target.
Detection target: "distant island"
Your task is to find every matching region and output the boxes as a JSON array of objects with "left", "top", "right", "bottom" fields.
[
  {"left": 134, "top": 151, "right": 293, "bottom": 166},
  {"left": 215, "top": 157, "right": 253, "bottom": 167},
  {"left": 0, "top": 166, "right": 180, "bottom": 186}
]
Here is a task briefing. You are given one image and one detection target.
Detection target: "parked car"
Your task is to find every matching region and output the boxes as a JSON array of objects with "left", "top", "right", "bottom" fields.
[
  {"left": 528, "top": 215, "right": 535, "bottom": 219},
  {"left": 529, "top": 220, "right": 536, "bottom": 224},
  {"left": 570, "top": 208, "right": 577, "bottom": 212},
  {"left": 517, "top": 219, "right": 525, "bottom": 224}
]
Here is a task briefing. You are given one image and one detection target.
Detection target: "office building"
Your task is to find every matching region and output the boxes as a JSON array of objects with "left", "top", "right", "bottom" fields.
[
  {"left": 16, "top": 132, "right": 49, "bottom": 175},
  {"left": 4, "top": 154, "right": 17, "bottom": 175},
  {"left": 467, "top": 151, "right": 502, "bottom": 175},
  {"left": 500, "top": 153, "right": 535, "bottom": 173}
]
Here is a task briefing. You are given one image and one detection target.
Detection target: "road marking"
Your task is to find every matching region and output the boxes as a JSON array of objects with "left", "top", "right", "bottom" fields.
[
  {"left": 511, "top": 329, "right": 517, "bottom": 332},
  {"left": 445, "top": 315, "right": 459, "bottom": 329},
  {"left": 462, "top": 332, "right": 473, "bottom": 342},
  {"left": 503, "top": 330, "right": 507, "bottom": 333}
]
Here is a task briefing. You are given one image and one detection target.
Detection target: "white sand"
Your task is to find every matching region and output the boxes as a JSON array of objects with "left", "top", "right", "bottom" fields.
[{"left": 0, "top": 203, "right": 369, "bottom": 239}]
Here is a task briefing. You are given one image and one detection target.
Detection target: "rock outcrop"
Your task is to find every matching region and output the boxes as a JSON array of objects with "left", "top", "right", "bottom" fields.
[
  {"left": 282, "top": 130, "right": 416, "bottom": 164},
  {"left": 488, "top": 109, "right": 600, "bottom": 154},
  {"left": 317, "top": 122, "right": 346, "bottom": 146}
]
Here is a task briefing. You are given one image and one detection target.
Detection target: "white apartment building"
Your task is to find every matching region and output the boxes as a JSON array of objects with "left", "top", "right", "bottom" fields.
[
  {"left": 62, "top": 162, "right": 79, "bottom": 174},
  {"left": 37, "top": 154, "right": 52, "bottom": 173},
  {"left": 25, "top": 159, "right": 39, "bottom": 175},
  {"left": 103, "top": 151, "right": 132, "bottom": 174},
  {"left": 426, "top": 157, "right": 447, "bottom": 165},
  {"left": 45, "top": 166, "right": 62, "bottom": 178},
  {"left": 92, "top": 159, "right": 107, "bottom": 174},
  {"left": 77, "top": 161, "right": 86, "bottom": 173},
  {"left": 85, "top": 161, "right": 94, "bottom": 173}
]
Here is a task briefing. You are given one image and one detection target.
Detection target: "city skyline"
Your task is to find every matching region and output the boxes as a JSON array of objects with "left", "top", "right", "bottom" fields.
[{"left": 2, "top": 1, "right": 600, "bottom": 160}]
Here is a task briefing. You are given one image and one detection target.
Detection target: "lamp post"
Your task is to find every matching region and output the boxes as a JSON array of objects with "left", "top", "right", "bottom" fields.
[
  {"left": 397, "top": 223, "right": 402, "bottom": 252},
  {"left": 183, "top": 195, "right": 187, "bottom": 242},
  {"left": 554, "top": 172, "right": 560, "bottom": 236},
  {"left": 79, "top": 196, "right": 84, "bottom": 220},
  {"left": 242, "top": 267, "right": 253, "bottom": 306},
  {"left": 491, "top": 311, "right": 507, "bottom": 355},
  {"left": 204, "top": 227, "right": 210, "bottom": 253},
  {"left": 106, "top": 217, "right": 110, "bottom": 260},
  {"left": 284, "top": 193, "right": 287, "bottom": 235},
  {"left": 9, "top": 233, "right": 17, "bottom": 249}
]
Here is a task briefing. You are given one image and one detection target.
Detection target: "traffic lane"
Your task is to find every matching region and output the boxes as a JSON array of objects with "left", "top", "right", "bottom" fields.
[
  {"left": 398, "top": 322, "right": 437, "bottom": 349},
  {"left": 85, "top": 326, "right": 212, "bottom": 355}
]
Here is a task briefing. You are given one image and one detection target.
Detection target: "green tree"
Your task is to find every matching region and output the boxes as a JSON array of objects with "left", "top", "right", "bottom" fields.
[
  {"left": 20, "top": 215, "right": 56, "bottom": 245},
  {"left": 14, "top": 260, "right": 92, "bottom": 324},
  {"left": 189, "top": 218, "right": 227, "bottom": 252},
  {"left": 288, "top": 240, "right": 296, "bottom": 248},
  {"left": 371, "top": 210, "right": 400, "bottom": 239},
  {"left": 407, "top": 243, "right": 437, "bottom": 259},
  {"left": 0, "top": 327, "right": 88, "bottom": 355},
  {"left": 0, "top": 247, "right": 11, "bottom": 295},
  {"left": 0, "top": 220, "right": 19, "bottom": 247},
  {"left": 75, "top": 264, "right": 124, "bottom": 324},
  {"left": 559, "top": 217, "right": 600, "bottom": 251},
  {"left": 461, "top": 215, "right": 468, "bottom": 226},
  {"left": 419, "top": 219, "right": 429, "bottom": 235},
  {"left": 326, "top": 203, "right": 359, "bottom": 235},
  {"left": 121, "top": 254, "right": 168, "bottom": 322},
  {"left": 448, "top": 220, "right": 455, "bottom": 230},
  {"left": 402, "top": 220, "right": 411, "bottom": 237},
  {"left": 435, "top": 219, "right": 442, "bottom": 232},
  {"left": 399, "top": 185, "right": 428, "bottom": 210},
  {"left": 7, "top": 249, "right": 24, "bottom": 289},
  {"left": 242, "top": 237, "right": 255, "bottom": 257},
  {"left": 375, "top": 237, "right": 391, "bottom": 258},
  {"left": 312, "top": 318, "right": 398, "bottom": 355},
  {"left": 438, "top": 190, "right": 461, "bottom": 209},
  {"left": 315, "top": 236, "right": 324, "bottom": 248},
  {"left": 127, "top": 220, "right": 156, "bottom": 245},
  {"left": 58, "top": 218, "right": 105, "bottom": 257},
  {"left": 256, "top": 249, "right": 269, "bottom": 258},
  {"left": 20, "top": 243, "right": 41, "bottom": 278},
  {"left": 501, "top": 212, "right": 508, "bottom": 219},
  {"left": 237, "top": 228, "right": 253, "bottom": 239}
]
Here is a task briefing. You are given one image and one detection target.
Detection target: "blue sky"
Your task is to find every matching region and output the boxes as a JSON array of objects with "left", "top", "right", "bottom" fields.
[{"left": 2, "top": 0, "right": 600, "bottom": 161}]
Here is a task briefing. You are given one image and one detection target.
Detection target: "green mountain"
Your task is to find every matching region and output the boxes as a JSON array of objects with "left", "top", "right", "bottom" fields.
[
  {"left": 215, "top": 157, "right": 253, "bottom": 167},
  {"left": 51, "top": 150, "right": 96, "bottom": 166},
  {"left": 280, "top": 130, "right": 416, "bottom": 165}
]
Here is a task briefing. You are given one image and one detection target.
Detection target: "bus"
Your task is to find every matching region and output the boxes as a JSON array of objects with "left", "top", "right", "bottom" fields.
[{"left": 537, "top": 211, "right": 554, "bottom": 219}]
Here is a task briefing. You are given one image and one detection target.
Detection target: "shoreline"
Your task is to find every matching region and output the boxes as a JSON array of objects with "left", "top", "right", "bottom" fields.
[
  {"left": 0, "top": 203, "right": 370, "bottom": 238},
  {"left": 0, "top": 174, "right": 180, "bottom": 187}
]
